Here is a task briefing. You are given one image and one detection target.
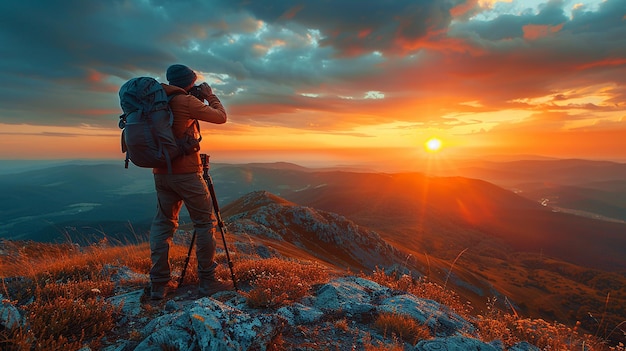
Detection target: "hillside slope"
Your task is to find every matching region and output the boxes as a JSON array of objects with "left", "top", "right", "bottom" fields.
[{"left": 283, "top": 171, "right": 626, "bottom": 271}]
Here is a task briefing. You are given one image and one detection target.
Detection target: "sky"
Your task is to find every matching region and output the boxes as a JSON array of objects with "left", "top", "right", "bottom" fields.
[{"left": 0, "top": 0, "right": 625, "bottom": 170}]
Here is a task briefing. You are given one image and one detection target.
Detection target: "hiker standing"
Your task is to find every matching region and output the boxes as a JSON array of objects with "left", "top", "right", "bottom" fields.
[{"left": 149, "top": 64, "right": 232, "bottom": 300}]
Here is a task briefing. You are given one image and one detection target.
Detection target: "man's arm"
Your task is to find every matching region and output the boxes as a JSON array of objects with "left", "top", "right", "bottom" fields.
[{"left": 188, "top": 83, "right": 227, "bottom": 124}]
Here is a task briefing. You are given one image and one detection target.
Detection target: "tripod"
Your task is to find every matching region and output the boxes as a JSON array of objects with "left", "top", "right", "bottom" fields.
[{"left": 179, "top": 154, "right": 238, "bottom": 291}]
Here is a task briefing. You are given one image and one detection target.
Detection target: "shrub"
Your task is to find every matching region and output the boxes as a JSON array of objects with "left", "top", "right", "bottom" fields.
[
  {"left": 475, "top": 297, "right": 622, "bottom": 351},
  {"left": 236, "top": 257, "right": 330, "bottom": 308},
  {"left": 25, "top": 296, "right": 118, "bottom": 350},
  {"left": 373, "top": 312, "right": 431, "bottom": 345},
  {"left": 362, "top": 333, "right": 404, "bottom": 351},
  {"left": 36, "top": 279, "right": 115, "bottom": 302}
]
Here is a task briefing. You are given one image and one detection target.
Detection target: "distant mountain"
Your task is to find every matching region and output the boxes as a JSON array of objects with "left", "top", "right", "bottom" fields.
[
  {"left": 0, "top": 163, "right": 156, "bottom": 242},
  {"left": 519, "top": 183, "right": 626, "bottom": 222},
  {"left": 3, "top": 160, "right": 626, "bottom": 270},
  {"left": 450, "top": 158, "right": 626, "bottom": 187},
  {"left": 0, "top": 162, "right": 366, "bottom": 242},
  {"left": 446, "top": 159, "right": 626, "bottom": 223}
]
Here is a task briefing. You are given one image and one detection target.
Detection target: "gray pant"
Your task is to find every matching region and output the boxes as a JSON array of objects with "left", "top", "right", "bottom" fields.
[{"left": 149, "top": 172, "right": 218, "bottom": 284}]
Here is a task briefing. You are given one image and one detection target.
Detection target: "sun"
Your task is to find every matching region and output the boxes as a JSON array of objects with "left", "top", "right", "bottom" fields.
[{"left": 425, "top": 137, "right": 443, "bottom": 153}]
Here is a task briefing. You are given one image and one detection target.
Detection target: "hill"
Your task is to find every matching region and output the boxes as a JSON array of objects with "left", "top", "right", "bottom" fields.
[
  {"left": 444, "top": 158, "right": 626, "bottom": 223},
  {"left": 1, "top": 190, "right": 624, "bottom": 349},
  {"left": 1, "top": 160, "right": 625, "bottom": 346}
]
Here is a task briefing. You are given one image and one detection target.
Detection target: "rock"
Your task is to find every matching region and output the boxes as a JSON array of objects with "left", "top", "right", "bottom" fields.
[
  {"left": 314, "top": 276, "right": 391, "bottom": 320},
  {"left": 108, "top": 289, "right": 144, "bottom": 317},
  {"left": 0, "top": 297, "right": 22, "bottom": 329},
  {"left": 415, "top": 336, "right": 499, "bottom": 350},
  {"left": 509, "top": 341, "right": 542, "bottom": 351},
  {"left": 190, "top": 297, "right": 286, "bottom": 351},
  {"left": 134, "top": 325, "right": 195, "bottom": 351},
  {"left": 102, "top": 340, "right": 131, "bottom": 351},
  {"left": 277, "top": 302, "right": 324, "bottom": 325},
  {"left": 135, "top": 311, "right": 194, "bottom": 351},
  {"left": 135, "top": 297, "right": 286, "bottom": 351},
  {"left": 377, "top": 294, "right": 473, "bottom": 336}
]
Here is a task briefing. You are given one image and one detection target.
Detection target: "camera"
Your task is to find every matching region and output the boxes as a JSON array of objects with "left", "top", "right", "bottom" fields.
[{"left": 189, "top": 85, "right": 205, "bottom": 100}]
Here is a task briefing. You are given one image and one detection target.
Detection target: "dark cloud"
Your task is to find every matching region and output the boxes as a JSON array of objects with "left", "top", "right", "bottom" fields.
[
  {"left": 0, "top": 0, "right": 623, "bottom": 141},
  {"left": 216, "top": 0, "right": 463, "bottom": 54}
]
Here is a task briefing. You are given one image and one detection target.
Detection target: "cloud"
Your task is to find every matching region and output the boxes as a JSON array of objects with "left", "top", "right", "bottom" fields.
[{"left": 0, "top": 0, "right": 624, "bottom": 160}]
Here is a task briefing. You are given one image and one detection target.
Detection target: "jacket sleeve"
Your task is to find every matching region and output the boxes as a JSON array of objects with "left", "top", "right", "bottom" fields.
[{"left": 187, "top": 94, "right": 227, "bottom": 124}]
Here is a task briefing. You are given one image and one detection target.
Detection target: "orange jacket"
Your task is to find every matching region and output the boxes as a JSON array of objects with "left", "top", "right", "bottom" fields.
[{"left": 153, "top": 84, "right": 227, "bottom": 174}]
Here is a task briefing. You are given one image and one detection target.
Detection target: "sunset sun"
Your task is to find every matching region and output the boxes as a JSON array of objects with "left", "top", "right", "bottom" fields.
[{"left": 425, "top": 137, "right": 442, "bottom": 153}]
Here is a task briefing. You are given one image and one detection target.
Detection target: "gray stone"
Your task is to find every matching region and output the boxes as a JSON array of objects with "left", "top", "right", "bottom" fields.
[
  {"left": 277, "top": 302, "right": 324, "bottom": 325},
  {"left": 509, "top": 341, "right": 541, "bottom": 351},
  {"left": 134, "top": 325, "right": 195, "bottom": 351},
  {"left": 0, "top": 297, "right": 22, "bottom": 329},
  {"left": 313, "top": 276, "right": 390, "bottom": 316},
  {"left": 164, "top": 299, "right": 179, "bottom": 312},
  {"left": 190, "top": 297, "right": 286, "bottom": 351},
  {"left": 102, "top": 340, "right": 131, "bottom": 351},
  {"left": 108, "top": 289, "right": 144, "bottom": 317},
  {"left": 140, "top": 310, "right": 190, "bottom": 337},
  {"left": 377, "top": 294, "right": 473, "bottom": 336},
  {"left": 415, "top": 336, "right": 499, "bottom": 351}
]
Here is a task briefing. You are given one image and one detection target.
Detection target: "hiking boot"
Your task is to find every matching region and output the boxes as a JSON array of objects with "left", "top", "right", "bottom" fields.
[
  {"left": 150, "top": 281, "right": 176, "bottom": 300},
  {"left": 198, "top": 278, "right": 234, "bottom": 297}
]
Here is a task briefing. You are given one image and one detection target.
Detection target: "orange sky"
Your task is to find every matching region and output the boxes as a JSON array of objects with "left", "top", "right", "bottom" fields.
[{"left": 0, "top": 0, "right": 624, "bottom": 171}]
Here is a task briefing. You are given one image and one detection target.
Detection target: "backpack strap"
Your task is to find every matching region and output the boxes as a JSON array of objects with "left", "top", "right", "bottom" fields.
[
  {"left": 192, "top": 119, "right": 202, "bottom": 142},
  {"left": 167, "top": 92, "right": 203, "bottom": 147}
]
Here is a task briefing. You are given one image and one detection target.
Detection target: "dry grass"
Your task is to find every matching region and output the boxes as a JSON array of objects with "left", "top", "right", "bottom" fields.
[
  {"left": 475, "top": 297, "right": 626, "bottom": 351},
  {"left": 366, "top": 267, "right": 472, "bottom": 318},
  {"left": 373, "top": 312, "right": 431, "bottom": 345},
  {"left": 0, "top": 241, "right": 140, "bottom": 350},
  {"left": 366, "top": 269, "right": 626, "bottom": 351},
  {"left": 1, "top": 240, "right": 625, "bottom": 351},
  {"left": 362, "top": 334, "right": 405, "bottom": 351},
  {"left": 234, "top": 256, "right": 331, "bottom": 308}
]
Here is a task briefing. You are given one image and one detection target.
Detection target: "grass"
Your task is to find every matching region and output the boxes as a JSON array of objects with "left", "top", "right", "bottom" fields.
[
  {"left": 234, "top": 256, "right": 330, "bottom": 308},
  {"left": 368, "top": 268, "right": 626, "bottom": 351},
  {"left": 373, "top": 312, "right": 431, "bottom": 345},
  {"left": 1, "top": 239, "right": 625, "bottom": 350}
]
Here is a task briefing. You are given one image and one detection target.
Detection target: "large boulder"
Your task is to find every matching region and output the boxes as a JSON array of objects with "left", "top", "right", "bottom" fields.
[{"left": 135, "top": 297, "right": 286, "bottom": 351}]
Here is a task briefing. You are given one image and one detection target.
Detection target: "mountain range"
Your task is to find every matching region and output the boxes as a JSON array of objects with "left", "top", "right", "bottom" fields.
[{"left": 0, "top": 158, "right": 625, "bottom": 342}]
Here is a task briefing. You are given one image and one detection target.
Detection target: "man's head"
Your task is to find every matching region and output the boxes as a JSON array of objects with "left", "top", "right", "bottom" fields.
[{"left": 166, "top": 64, "right": 197, "bottom": 89}]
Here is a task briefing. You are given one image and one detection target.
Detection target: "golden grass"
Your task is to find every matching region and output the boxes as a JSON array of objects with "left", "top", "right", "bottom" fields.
[
  {"left": 234, "top": 256, "right": 331, "bottom": 308},
  {"left": 0, "top": 241, "right": 143, "bottom": 350},
  {"left": 366, "top": 268, "right": 626, "bottom": 351},
  {"left": 373, "top": 312, "right": 431, "bottom": 345},
  {"left": 365, "top": 267, "right": 472, "bottom": 318},
  {"left": 1, "top": 240, "right": 625, "bottom": 351},
  {"left": 362, "top": 334, "right": 405, "bottom": 351}
]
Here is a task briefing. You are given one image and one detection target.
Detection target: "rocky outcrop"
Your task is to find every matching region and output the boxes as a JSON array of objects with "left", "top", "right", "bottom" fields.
[
  {"left": 104, "top": 276, "right": 540, "bottom": 351},
  {"left": 226, "top": 191, "right": 409, "bottom": 273}
]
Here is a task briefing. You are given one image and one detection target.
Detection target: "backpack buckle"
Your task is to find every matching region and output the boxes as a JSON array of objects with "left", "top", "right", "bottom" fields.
[{"left": 118, "top": 114, "right": 126, "bottom": 129}]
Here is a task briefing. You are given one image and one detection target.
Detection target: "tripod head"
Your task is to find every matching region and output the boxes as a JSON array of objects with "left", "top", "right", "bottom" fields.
[{"left": 200, "top": 153, "right": 210, "bottom": 172}]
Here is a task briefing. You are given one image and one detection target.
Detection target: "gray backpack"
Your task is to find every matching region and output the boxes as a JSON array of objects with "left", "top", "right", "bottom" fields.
[{"left": 118, "top": 77, "right": 200, "bottom": 172}]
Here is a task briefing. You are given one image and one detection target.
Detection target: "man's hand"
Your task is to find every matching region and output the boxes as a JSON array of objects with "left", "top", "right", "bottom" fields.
[{"left": 198, "top": 82, "right": 213, "bottom": 97}]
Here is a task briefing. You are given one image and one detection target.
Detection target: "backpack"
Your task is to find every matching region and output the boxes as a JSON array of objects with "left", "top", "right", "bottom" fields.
[{"left": 118, "top": 77, "right": 200, "bottom": 173}]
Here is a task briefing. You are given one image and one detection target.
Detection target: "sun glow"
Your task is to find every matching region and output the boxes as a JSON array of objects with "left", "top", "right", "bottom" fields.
[{"left": 425, "top": 137, "right": 443, "bottom": 152}]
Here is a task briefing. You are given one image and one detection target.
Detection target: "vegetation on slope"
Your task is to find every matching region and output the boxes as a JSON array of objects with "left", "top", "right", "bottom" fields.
[{"left": 0, "top": 239, "right": 624, "bottom": 350}]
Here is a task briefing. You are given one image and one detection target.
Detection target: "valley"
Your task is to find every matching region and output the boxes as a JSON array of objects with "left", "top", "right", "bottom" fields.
[{"left": 1, "top": 158, "right": 625, "bottom": 343}]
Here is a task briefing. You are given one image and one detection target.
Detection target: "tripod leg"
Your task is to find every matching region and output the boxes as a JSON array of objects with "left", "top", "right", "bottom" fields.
[
  {"left": 178, "top": 231, "right": 196, "bottom": 287},
  {"left": 205, "top": 172, "right": 238, "bottom": 291}
]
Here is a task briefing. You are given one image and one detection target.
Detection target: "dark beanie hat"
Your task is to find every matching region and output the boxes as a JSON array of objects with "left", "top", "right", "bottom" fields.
[{"left": 166, "top": 64, "right": 197, "bottom": 88}]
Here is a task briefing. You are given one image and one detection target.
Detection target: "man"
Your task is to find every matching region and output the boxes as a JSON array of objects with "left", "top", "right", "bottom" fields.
[{"left": 149, "top": 64, "right": 232, "bottom": 300}]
